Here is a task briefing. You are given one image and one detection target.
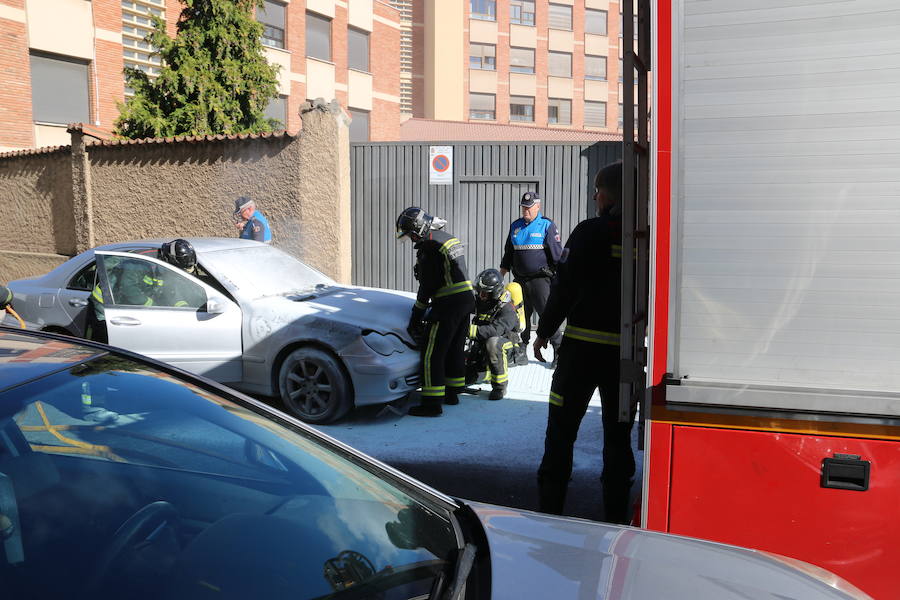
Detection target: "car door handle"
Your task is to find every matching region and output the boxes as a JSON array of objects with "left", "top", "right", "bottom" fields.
[
  {"left": 69, "top": 298, "right": 88, "bottom": 308},
  {"left": 109, "top": 317, "right": 141, "bottom": 326}
]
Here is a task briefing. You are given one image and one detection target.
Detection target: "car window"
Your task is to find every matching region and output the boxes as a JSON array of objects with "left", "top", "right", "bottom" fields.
[
  {"left": 101, "top": 256, "right": 207, "bottom": 309},
  {"left": 0, "top": 353, "right": 457, "bottom": 600},
  {"left": 67, "top": 261, "right": 97, "bottom": 291}
]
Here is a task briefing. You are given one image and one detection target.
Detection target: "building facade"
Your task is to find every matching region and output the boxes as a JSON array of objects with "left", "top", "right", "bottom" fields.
[
  {"left": 0, "top": 0, "right": 400, "bottom": 151},
  {"left": 395, "top": 0, "right": 635, "bottom": 134}
]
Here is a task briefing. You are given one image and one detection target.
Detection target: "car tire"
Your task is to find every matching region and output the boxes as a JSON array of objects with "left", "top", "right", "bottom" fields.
[{"left": 277, "top": 347, "right": 352, "bottom": 424}]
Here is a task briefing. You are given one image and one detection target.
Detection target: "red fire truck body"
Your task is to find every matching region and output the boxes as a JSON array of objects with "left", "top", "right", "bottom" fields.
[{"left": 642, "top": 2, "right": 900, "bottom": 598}]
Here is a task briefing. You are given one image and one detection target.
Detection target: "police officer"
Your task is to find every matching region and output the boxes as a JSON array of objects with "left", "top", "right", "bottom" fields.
[
  {"left": 499, "top": 191, "right": 563, "bottom": 361},
  {"left": 533, "top": 161, "right": 635, "bottom": 524},
  {"left": 234, "top": 196, "right": 272, "bottom": 243},
  {"left": 466, "top": 269, "right": 521, "bottom": 401},
  {"left": 397, "top": 207, "right": 474, "bottom": 417}
]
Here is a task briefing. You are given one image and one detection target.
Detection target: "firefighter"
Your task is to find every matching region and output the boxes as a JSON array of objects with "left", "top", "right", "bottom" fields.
[
  {"left": 466, "top": 268, "right": 521, "bottom": 400},
  {"left": 499, "top": 191, "right": 564, "bottom": 363},
  {"left": 532, "top": 161, "right": 636, "bottom": 524},
  {"left": 158, "top": 238, "right": 198, "bottom": 275},
  {"left": 87, "top": 259, "right": 156, "bottom": 343},
  {"left": 157, "top": 239, "right": 207, "bottom": 308},
  {"left": 397, "top": 207, "right": 474, "bottom": 417}
]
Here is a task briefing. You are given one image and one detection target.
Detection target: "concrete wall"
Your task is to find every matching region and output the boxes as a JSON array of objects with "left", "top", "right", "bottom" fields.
[
  {"left": 0, "top": 99, "right": 352, "bottom": 285},
  {"left": 0, "top": 149, "right": 76, "bottom": 255}
]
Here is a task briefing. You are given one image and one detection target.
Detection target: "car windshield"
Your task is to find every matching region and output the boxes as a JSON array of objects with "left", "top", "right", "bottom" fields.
[
  {"left": 201, "top": 246, "right": 335, "bottom": 298},
  {"left": 0, "top": 351, "right": 457, "bottom": 600}
]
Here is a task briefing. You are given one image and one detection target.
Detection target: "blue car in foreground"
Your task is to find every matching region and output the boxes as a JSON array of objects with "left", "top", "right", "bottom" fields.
[{"left": 0, "top": 327, "right": 869, "bottom": 599}]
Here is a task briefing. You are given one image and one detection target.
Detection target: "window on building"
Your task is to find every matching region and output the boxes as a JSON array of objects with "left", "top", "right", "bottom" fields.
[
  {"left": 585, "top": 9, "right": 607, "bottom": 35},
  {"left": 258, "top": 1, "right": 286, "bottom": 49},
  {"left": 548, "top": 3, "right": 572, "bottom": 30},
  {"left": 585, "top": 54, "right": 607, "bottom": 80},
  {"left": 548, "top": 98, "right": 571, "bottom": 125},
  {"left": 469, "top": 92, "right": 495, "bottom": 120},
  {"left": 470, "top": 0, "right": 496, "bottom": 21},
  {"left": 469, "top": 42, "right": 496, "bottom": 70},
  {"left": 548, "top": 51, "right": 572, "bottom": 78},
  {"left": 264, "top": 95, "right": 287, "bottom": 128},
  {"left": 306, "top": 11, "right": 332, "bottom": 61},
  {"left": 509, "top": 47, "right": 535, "bottom": 74},
  {"left": 30, "top": 52, "right": 90, "bottom": 125},
  {"left": 349, "top": 109, "right": 370, "bottom": 142},
  {"left": 585, "top": 101, "right": 607, "bottom": 127},
  {"left": 510, "top": 0, "right": 535, "bottom": 26},
  {"left": 510, "top": 95, "right": 534, "bottom": 122},
  {"left": 348, "top": 27, "right": 369, "bottom": 71}
]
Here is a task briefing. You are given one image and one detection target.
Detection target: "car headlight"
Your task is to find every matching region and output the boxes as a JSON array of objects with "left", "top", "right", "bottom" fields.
[{"left": 362, "top": 331, "right": 406, "bottom": 356}]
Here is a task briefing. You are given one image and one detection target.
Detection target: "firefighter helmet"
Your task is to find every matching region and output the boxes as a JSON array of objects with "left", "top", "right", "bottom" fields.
[
  {"left": 396, "top": 207, "right": 433, "bottom": 240},
  {"left": 0, "top": 285, "right": 12, "bottom": 309},
  {"left": 159, "top": 239, "right": 197, "bottom": 271},
  {"left": 474, "top": 268, "right": 505, "bottom": 301}
]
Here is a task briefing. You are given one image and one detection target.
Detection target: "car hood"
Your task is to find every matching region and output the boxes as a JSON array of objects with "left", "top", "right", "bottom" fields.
[
  {"left": 248, "top": 285, "right": 416, "bottom": 341},
  {"left": 467, "top": 503, "right": 866, "bottom": 600}
]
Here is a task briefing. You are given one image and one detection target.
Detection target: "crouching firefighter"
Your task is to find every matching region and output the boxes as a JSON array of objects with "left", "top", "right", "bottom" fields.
[
  {"left": 397, "top": 207, "right": 475, "bottom": 417},
  {"left": 466, "top": 269, "right": 521, "bottom": 400}
]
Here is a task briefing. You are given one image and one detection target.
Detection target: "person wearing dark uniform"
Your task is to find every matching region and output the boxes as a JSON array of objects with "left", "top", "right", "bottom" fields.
[
  {"left": 466, "top": 269, "right": 521, "bottom": 401},
  {"left": 499, "top": 192, "right": 564, "bottom": 361},
  {"left": 532, "top": 161, "right": 635, "bottom": 524},
  {"left": 157, "top": 239, "right": 208, "bottom": 308},
  {"left": 397, "top": 207, "right": 475, "bottom": 417},
  {"left": 87, "top": 260, "right": 156, "bottom": 343},
  {"left": 234, "top": 196, "right": 272, "bottom": 243}
]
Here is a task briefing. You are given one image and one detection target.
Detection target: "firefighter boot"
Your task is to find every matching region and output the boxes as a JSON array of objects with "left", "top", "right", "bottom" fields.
[
  {"left": 408, "top": 398, "right": 442, "bottom": 417},
  {"left": 488, "top": 384, "right": 507, "bottom": 401},
  {"left": 443, "top": 390, "right": 460, "bottom": 405}
]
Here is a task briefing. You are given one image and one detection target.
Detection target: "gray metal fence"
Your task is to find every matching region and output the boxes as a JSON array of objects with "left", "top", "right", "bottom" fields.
[{"left": 350, "top": 141, "right": 622, "bottom": 291}]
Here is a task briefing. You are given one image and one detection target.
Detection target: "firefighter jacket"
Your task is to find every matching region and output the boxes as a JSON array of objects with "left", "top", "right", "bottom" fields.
[
  {"left": 537, "top": 203, "right": 622, "bottom": 347},
  {"left": 411, "top": 229, "right": 473, "bottom": 320},
  {"left": 469, "top": 293, "right": 520, "bottom": 342},
  {"left": 499, "top": 213, "right": 563, "bottom": 279}
]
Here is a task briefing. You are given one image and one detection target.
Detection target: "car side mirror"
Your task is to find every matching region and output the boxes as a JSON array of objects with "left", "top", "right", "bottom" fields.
[{"left": 206, "top": 296, "right": 226, "bottom": 314}]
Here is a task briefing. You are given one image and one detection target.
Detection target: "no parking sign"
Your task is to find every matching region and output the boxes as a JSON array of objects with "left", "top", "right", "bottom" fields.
[{"left": 429, "top": 146, "right": 453, "bottom": 185}]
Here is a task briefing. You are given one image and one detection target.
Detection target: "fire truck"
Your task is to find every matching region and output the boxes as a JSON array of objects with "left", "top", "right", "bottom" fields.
[{"left": 618, "top": 1, "right": 900, "bottom": 598}]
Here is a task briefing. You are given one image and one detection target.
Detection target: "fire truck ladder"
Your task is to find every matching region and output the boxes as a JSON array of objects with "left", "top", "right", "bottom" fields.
[{"left": 619, "top": 0, "right": 651, "bottom": 431}]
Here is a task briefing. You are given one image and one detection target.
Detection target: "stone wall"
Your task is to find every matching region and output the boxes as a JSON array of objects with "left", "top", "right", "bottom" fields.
[{"left": 0, "top": 100, "right": 352, "bottom": 284}]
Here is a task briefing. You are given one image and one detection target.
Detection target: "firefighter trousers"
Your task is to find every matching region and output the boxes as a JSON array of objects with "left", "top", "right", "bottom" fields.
[
  {"left": 518, "top": 276, "right": 562, "bottom": 348},
  {"left": 537, "top": 337, "right": 636, "bottom": 523},
  {"left": 467, "top": 335, "right": 514, "bottom": 389},
  {"left": 420, "top": 294, "right": 473, "bottom": 404}
]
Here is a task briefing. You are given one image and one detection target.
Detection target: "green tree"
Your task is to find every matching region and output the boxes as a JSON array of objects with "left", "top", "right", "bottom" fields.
[{"left": 115, "top": 0, "right": 281, "bottom": 139}]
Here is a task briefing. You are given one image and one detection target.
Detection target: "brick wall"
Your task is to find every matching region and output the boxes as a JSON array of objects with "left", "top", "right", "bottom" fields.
[
  {"left": 0, "top": 1, "right": 34, "bottom": 149},
  {"left": 370, "top": 1, "right": 400, "bottom": 141},
  {"left": 93, "top": 1, "right": 125, "bottom": 128},
  {"left": 286, "top": 2, "right": 306, "bottom": 132}
]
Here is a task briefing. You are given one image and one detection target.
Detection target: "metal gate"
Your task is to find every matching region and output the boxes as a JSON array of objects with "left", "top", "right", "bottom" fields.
[{"left": 350, "top": 141, "right": 622, "bottom": 291}]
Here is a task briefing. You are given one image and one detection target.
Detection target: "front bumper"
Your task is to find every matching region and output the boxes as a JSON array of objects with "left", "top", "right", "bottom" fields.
[{"left": 339, "top": 337, "right": 420, "bottom": 406}]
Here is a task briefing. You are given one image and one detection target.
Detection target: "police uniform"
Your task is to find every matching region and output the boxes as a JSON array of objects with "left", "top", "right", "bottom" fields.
[
  {"left": 411, "top": 229, "right": 475, "bottom": 412},
  {"left": 240, "top": 210, "right": 272, "bottom": 243},
  {"left": 499, "top": 192, "right": 564, "bottom": 350},
  {"left": 535, "top": 201, "right": 635, "bottom": 523},
  {"left": 466, "top": 291, "right": 520, "bottom": 396}
]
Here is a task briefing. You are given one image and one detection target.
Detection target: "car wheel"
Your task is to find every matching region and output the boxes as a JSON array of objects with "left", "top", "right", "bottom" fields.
[{"left": 278, "top": 347, "right": 352, "bottom": 424}]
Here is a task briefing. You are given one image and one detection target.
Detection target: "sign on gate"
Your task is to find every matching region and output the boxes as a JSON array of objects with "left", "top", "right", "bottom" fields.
[{"left": 429, "top": 146, "right": 453, "bottom": 185}]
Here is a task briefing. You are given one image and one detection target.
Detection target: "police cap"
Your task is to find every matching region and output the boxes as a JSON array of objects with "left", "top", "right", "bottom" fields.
[{"left": 520, "top": 191, "right": 542, "bottom": 208}]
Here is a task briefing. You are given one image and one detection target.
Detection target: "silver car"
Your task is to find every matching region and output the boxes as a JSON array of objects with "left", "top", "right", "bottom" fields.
[
  {"left": 0, "top": 327, "right": 871, "bottom": 600},
  {"left": 4, "top": 238, "right": 419, "bottom": 423}
]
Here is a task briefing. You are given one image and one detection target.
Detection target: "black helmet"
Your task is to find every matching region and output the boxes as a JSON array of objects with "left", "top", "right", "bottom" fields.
[
  {"left": 396, "top": 207, "right": 433, "bottom": 240},
  {"left": 159, "top": 239, "right": 197, "bottom": 270},
  {"left": 0, "top": 285, "right": 12, "bottom": 310},
  {"left": 474, "top": 268, "right": 505, "bottom": 301}
]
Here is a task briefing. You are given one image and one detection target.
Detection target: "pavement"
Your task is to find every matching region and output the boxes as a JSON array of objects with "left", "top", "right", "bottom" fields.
[{"left": 313, "top": 344, "right": 644, "bottom": 522}]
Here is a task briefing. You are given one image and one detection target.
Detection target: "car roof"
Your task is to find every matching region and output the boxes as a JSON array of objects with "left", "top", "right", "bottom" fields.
[
  {"left": 95, "top": 237, "right": 268, "bottom": 254},
  {"left": 0, "top": 329, "right": 105, "bottom": 392}
]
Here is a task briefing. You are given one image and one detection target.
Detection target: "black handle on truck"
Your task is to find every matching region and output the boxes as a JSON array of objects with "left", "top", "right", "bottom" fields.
[{"left": 821, "top": 453, "right": 870, "bottom": 491}]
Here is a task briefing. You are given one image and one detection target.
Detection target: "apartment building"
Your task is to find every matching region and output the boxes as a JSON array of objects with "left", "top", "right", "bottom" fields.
[
  {"left": 396, "top": 0, "right": 635, "bottom": 133},
  {"left": 0, "top": 0, "right": 401, "bottom": 151}
]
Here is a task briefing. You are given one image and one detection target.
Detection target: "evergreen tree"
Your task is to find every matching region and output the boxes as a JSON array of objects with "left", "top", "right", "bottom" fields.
[{"left": 115, "top": 0, "right": 281, "bottom": 139}]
